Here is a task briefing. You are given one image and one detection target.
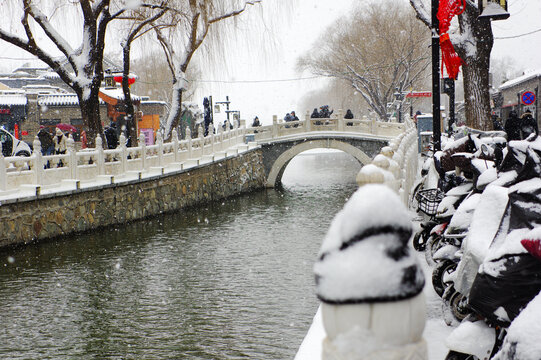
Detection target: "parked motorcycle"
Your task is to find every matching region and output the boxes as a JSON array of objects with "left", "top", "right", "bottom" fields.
[{"left": 444, "top": 135, "right": 541, "bottom": 359}]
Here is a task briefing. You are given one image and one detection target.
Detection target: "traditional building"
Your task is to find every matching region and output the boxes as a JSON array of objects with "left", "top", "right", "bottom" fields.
[
  {"left": 0, "top": 62, "right": 169, "bottom": 146},
  {"left": 498, "top": 70, "right": 540, "bottom": 125}
]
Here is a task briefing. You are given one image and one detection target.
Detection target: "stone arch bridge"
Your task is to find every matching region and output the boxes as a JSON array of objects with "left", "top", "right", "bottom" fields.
[{"left": 257, "top": 133, "right": 389, "bottom": 187}]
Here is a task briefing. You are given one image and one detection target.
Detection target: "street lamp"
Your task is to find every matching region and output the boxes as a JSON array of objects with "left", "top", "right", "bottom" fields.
[{"left": 478, "top": 0, "right": 510, "bottom": 20}]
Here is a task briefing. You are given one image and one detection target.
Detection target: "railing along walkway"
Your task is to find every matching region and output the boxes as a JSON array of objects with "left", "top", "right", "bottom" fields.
[
  {"left": 0, "top": 123, "right": 252, "bottom": 200},
  {"left": 245, "top": 110, "right": 405, "bottom": 142}
]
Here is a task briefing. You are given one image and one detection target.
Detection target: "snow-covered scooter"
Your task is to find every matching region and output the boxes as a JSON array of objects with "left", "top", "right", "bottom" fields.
[{"left": 444, "top": 136, "right": 541, "bottom": 359}]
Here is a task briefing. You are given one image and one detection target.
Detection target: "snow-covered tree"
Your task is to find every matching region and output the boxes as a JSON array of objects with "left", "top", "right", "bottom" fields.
[
  {"left": 0, "top": 0, "right": 164, "bottom": 147},
  {"left": 297, "top": 0, "right": 430, "bottom": 122},
  {"left": 409, "top": 0, "right": 493, "bottom": 130},
  {"left": 155, "top": 0, "right": 261, "bottom": 139}
]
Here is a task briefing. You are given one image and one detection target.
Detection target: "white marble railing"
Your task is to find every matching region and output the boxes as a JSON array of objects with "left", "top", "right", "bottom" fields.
[
  {"left": 0, "top": 122, "right": 248, "bottom": 195},
  {"left": 295, "top": 118, "right": 423, "bottom": 360},
  {"left": 356, "top": 117, "right": 419, "bottom": 205},
  {"left": 0, "top": 113, "right": 407, "bottom": 198},
  {"left": 245, "top": 110, "right": 406, "bottom": 141}
]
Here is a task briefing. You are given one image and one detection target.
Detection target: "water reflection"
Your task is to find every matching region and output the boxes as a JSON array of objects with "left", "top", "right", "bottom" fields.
[{"left": 0, "top": 151, "right": 362, "bottom": 359}]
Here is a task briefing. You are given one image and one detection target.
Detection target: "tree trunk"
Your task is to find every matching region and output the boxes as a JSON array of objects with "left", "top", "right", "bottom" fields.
[
  {"left": 164, "top": 80, "right": 183, "bottom": 140},
  {"left": 77, "top": 88, "right": 104, "bottom": 148},
  {"left": 456, "top": 5, "right": 493, "bottom": 130},
  {"left": 122, "top": 44, "right": 138, "bottom": 147}
]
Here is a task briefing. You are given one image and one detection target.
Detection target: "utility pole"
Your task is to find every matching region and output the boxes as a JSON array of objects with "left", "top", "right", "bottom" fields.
[
  {"left": 216, "top": 96, "right": 231, "bottom": 122},
  {"left": 431, "top": 0, "right": 441, "bottom": 152}
]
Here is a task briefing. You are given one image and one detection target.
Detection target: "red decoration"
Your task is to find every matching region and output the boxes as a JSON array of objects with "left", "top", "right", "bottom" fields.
[
  {"left": 113, "top": 75, "right": 136, "bottom": 85},
  {"left": 437, "top": 0, "right": 466, "bottom": 80},
  {"left": 521, "top": 239, "right": 541, "bottom": 260},
  {"left": 437, "top": 0, "right": 466, "bottom": 34},
  {"left": 440, "top": 33, "right": 464, "bottom": 80}
]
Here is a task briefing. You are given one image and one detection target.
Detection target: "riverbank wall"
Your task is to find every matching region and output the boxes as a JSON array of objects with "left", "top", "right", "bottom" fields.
[{"left": 0, "top": 149, "right": 265, "bottom": 249}]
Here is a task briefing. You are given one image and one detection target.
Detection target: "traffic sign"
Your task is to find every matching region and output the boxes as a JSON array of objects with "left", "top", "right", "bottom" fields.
[{"left": 522, "top": 91, "right": 536, "bottom": 106}]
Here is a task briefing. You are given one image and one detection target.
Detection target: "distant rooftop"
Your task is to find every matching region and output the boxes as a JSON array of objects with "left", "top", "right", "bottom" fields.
[{"left": 499, "top": 70, "right": 541, "bottom": 90}]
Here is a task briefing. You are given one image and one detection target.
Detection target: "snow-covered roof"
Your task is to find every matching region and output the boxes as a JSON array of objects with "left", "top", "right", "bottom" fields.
[
  {"left": 499, "top": 70, "right": 541, "bottom": 90},
  {"left": 0, "top": 95, "right": 27, "bottom": 106},
  {"left": 38, "top": 94, "right": 105, "bottom": 106},
  {"left": 100, "top": 88, "right": 141, "bottom": 101}
]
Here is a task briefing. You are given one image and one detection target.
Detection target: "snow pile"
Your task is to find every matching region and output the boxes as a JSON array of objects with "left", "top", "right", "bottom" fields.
[{"left": 314, "top": 184, "right": 424, "bottom": 304}]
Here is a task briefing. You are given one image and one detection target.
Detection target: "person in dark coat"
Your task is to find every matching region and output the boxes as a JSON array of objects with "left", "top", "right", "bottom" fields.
[
  {"left": 252, "top": 116, "right": 261, "bottom": 133},
  {"left": 520, "top": 109, "right": 538, "bottom": 139},
  {"left": 344, "top": 109, "right": 354, "bottom": 126},
  {"left": 311, "top": 108, "right": 320, "bottom": 119},
  {"left": 104, "top": 122, "right": 119, "bottom": 149},
  {"left": 37, "top": 126, "right": 54, "bottom": 155},
  {"left": 504, "top": 110, "right": 522, "bottom": 141},
  {"left": 492, "top": 114, "right": 504, "bottom": 131}
]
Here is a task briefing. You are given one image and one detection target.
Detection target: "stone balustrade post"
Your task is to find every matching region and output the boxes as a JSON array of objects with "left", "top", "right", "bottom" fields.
[
  {"left": 371, "top": 117, "right": 377, "bottom": 134},
  {"left": 139, "top": 134, "right": 147, "bottom": 170},
  {"left": 186, "top": 127, "right": 193, "bottom": 158},
  {"left": 337, "top": 109, "right": 344, "bottom": 132},
  {"left": 272, "top": 115, "right": 278, "bottom": 138},
  {"left": 0, "top": 142, "right": 5, "bottom": 190},
  {"left": 210, "top": 124, "right": 215, "bottom": 154},
  {"left": 96, "top": 135, "right": 105, "bottom": 176},
  {"left": 172, "top": 129, "right": 179, "bottom": 162},
  {"left": 32, "top": 136, "right": 44, "bottom": 185},
  {"left": 217, "top": 125, "right": 223, "bottom": 152},
  {"left": 67, "top": 134, "right": 77, "bottom": 179},
  {"left": 315, "top": 184, "right": 427, "bottom": 360},
  {"left": 119, "top": 133, "right": 127, "bottom": 174},
  {"left": 198, "top": 127, "right": 204, "bottom": 156},
  {"left": 157, "top": 131, "right": 164, "bottom": 166},
  {"left": 304, "top": 110, "right": 311, "bottom": 132}
]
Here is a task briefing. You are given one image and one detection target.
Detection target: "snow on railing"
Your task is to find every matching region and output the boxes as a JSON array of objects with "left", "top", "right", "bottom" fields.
[
  {"left": 355, "top": 116, "right": 418, "bottom": 205},
  {"left": 0, "top": 120, "right": 248, "bottom": 195},
  {"left": 244, "top": 109, "right": 406, "bottom": 141}
]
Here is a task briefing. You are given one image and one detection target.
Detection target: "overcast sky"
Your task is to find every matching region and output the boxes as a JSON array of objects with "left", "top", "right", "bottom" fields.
[
  {"left": 1, "top": 0, "right": 540, "bottom": 126},
  {"left": 192, "top": 0, "right": 541, "bottom": 125}
]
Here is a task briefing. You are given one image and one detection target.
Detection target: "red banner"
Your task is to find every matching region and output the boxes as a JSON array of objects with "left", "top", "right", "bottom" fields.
[{"left": 406, "top": 92, "right": 432, "bottom": 98}]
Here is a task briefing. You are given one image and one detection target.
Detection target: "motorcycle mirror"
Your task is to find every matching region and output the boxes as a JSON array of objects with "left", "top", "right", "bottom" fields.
[{"left": 481, "top": 144, "right": 489, "bottom": 156}]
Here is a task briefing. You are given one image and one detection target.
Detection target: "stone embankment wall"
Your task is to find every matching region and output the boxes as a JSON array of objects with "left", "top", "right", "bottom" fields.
[{"left": 0, "top": 150, "right": 265, "bottom": 249}]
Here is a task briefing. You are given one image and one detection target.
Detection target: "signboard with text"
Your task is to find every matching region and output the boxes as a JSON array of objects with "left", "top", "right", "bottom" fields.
[{"left": 406, "top": 92, "right": 432, "bottom": 98}]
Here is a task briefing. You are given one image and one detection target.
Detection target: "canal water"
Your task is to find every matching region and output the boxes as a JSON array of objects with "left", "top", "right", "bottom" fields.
[{"left": 0, "top": 151, "right": 362, "bottom": 359}]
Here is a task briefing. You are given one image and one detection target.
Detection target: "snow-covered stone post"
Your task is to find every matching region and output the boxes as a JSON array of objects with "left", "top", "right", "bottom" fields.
[
  {"left": 119, "top": 133, "right": 127, "bottom": 174},
  {"left": 32, "top": 137, "right": 43, "bottom": 185},
  {"left": 67, "top": 134, "right": 77, "bottom": 179},
  {"left": 172, "top": 129, "right": 179, "bottom": 163},
  {"left": 272, "top": 115, "right": 278, "bottom": 138},
  {"left": 139, "top": 134, "right": 147, "bottom": 170},
  {"left": 314, "top": 184, "right": 427, "bottom": 360},
  {"left": 371, "top": 117, "right": 377, "bottom": 135},
  {"left": 198, "top": 127, "right": 204, "bottom": 157},
  {"left": 305, "top": 110, "right": 311, "bottom": 132},
  {"left": 186, "top": 127, "right": 193, "bottom": 159},
  {"left": 337, "top": 109, "right": 345, "bottom": 132},
  {"left": 217, "top": 125, "right": 224, "bottom": 152},
  {"left": 210, "top": 123, "right": 215, "bottom": 154},
  {"left": 157, "top": 131, "right": 164, "bottom": 167},
  {"left": 0, "top": 142, "right": 5, "bottom": 190},
  {"left": 96, "top": 135, "right": 105, "bottom": 176}
]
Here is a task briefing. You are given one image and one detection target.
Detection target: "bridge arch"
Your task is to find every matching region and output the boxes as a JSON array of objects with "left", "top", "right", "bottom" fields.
[{"left": 266, "top": 139, "right": 373, "bottom": 188}]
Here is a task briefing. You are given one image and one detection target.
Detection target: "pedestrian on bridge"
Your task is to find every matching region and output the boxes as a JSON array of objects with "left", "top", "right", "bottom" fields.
[
  {"left": 252, "top": 116, "right": 261, "bottom": 133},
  {"left": 345, "top": 109, "right": 354, "bottom": 126}
]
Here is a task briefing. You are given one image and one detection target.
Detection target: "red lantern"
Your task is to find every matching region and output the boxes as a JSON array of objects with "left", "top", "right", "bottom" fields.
[{"left": 113, "top": 75, "right": 136, "bottom": 85}]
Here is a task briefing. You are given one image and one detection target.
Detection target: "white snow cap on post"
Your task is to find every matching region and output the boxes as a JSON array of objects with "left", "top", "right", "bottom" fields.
[{"left": 315, "top": 184, "right": 424, "bottom": 304}]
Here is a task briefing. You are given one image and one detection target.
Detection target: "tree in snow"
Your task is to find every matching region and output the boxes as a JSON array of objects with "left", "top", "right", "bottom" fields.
[
  {"left": 154, "top": 0, "right": 262, "bottom": 139},
  {"left": 0, "top": 0, "right": 160, "bottom": 147},
  {"left": 297, "top": 0, "right": 430, "bottom": 122},
  {"left": 409, "top": 0, "right": 493, "bottom": 130},
  {"left": 117, "top": 3, "right": 170, "bottom": 146}
]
